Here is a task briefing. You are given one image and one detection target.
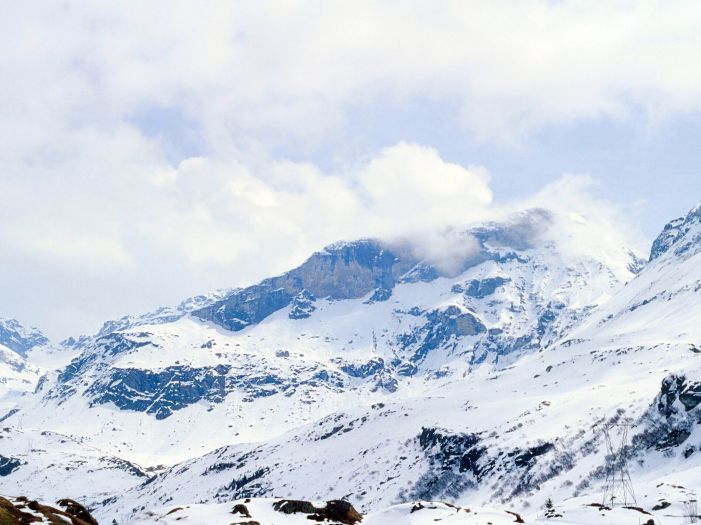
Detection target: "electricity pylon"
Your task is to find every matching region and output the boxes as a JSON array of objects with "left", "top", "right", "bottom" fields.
[{"left": 601, "top": 421, "right": 637, "bottom": 507}]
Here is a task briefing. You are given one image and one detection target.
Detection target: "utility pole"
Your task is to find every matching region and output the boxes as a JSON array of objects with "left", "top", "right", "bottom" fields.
[
  {"left": 600, "top": 421, "right": 637, "bottom": 507},
  {"left": 684, "top": 496, "right": 698, "bottom": 524}
]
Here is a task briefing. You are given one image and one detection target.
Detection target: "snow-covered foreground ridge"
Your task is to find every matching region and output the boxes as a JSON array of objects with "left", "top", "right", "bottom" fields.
[
  {"left": 5, "top": 205, "right": 701, "bottom": 523},
  {"left": 124, "top": 497, "right": 671, "bottom": 525},
  {"left": 1, "top": 495, "right": 680, "bottom": 525}
]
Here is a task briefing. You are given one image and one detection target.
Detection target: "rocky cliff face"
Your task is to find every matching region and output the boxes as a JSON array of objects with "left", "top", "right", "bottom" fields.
[
  {"left": 191, "top": 240, "right": 418, "bottom": 332},
  {"left": 649, "top": 203, "right": 701, "bottom": 261}
]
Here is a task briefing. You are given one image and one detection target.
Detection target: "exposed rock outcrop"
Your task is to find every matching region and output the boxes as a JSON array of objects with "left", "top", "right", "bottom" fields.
[
  {"left": 193, "top": 240, "right": 416, "bottom": 331},
  {"left": 0, "top": 496, "right": 99, "bottom": 525},
  {"left": 272, "top": 499, "right": 362, "bottom": 525}
]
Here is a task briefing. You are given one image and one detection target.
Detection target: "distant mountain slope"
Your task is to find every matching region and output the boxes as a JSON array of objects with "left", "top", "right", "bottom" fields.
[
  {"left": 0, "top": 317, "right": 78, "bottom": 414},
  {"left": 562, "top": 200, "right": 701, "bottom": 348},
  {"left": 0, "top": 319, "right": 48, "bottom": 409},
  {"left": 0, "top": 318, "right": 48, "bottom": 357},
  {"left": 0, "top": 343, "right": 38, "bottom": 406}
]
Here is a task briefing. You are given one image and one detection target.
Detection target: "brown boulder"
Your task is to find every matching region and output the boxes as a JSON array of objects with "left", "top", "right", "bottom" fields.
[
  {"left": 273, "top": 499, "right": 362, "bottom": 524},
  {"left": 57, "top": 499, "right": 100, "bottom": 525}
]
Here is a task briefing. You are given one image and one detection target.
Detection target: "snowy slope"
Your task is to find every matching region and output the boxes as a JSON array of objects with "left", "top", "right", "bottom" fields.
[
  {"left": 560, "top": 203, "right": 701, "bottom": 348},
  {"left": 129, "top": 498, "right": 522, "bottom": 525},
  {"left": 0, "top": 319, "right": 50, "bottom": 413},
  {"left": 99, "top": 328, "right": 676, "bottom": 517},
  {"left": 0, "top": 343, "right": 39, "bottom": 411},
  {"left": 0, "top": 426, "right": 148, "bottom": 515},
  {"left": 128, "top": 497, "right": 690, "bottom": 525}
]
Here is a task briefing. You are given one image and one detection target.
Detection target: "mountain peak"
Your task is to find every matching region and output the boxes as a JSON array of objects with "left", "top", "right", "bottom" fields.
[
  {"left": 649, "top": 202, "right": 701, "bottom": 261},
  {"left": 0, "top": 318, "right": 48, "bottom": 357}
]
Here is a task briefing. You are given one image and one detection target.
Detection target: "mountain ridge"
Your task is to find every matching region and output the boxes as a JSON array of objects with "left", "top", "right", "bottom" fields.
[{"left": 4, "top": 203, "right": 701, "bottom": 524}]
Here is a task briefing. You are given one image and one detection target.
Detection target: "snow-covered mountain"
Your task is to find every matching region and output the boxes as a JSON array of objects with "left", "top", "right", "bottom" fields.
[
  {"left": 88, "top": 201, "right": 701, "bottom": 522},
  {"left": 0, "top": 318, "right": 49, "bottom": 357},
  {"left": 6, "top": 203, "right": 701, "bottom": 524},
  {"left": 0, "top": 317, "right": 78, "bottom": 415},
  {"left": 0, "top": 210, "right": 637, "bottom": 468}
]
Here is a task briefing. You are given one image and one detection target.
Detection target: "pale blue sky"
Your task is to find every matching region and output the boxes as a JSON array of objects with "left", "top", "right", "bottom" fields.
[{"left": 2, "top": 1, "right": 701, "bottom": 338}]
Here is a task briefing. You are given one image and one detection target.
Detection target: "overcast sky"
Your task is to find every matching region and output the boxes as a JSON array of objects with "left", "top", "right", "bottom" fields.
[{"left": 3, "top": 1, "right": 701, "bottom": 339}]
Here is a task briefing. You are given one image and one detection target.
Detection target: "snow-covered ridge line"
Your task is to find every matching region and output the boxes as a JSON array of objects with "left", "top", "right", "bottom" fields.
[
  {"left": 129, "top": 498, "right": 522, "bottom": 525},
  {"left": 649, "top": 201, "right": 701, "bottom": 261}
]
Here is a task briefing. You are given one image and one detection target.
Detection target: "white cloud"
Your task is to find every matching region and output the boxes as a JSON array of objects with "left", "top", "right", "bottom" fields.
[
  {"left": 137, "top": 143, "right": 494, "bottom": 268},
  {"left": 21, "top": 233, "right": 133, "bottom": 270},
  {"left": 355, "top": 142, "right": 492, "bottom": 234},
  {"left": 0, "top": 1, "right": 676, "bottom": 337},
  {"left": 515, "top": 174, "right": 648, "bottom": 274},
  {"left": 397, "top": 229, "right": 483, "bottom": 277},
  {"left": 4, "top": 1, "right": 701, "bottom": 151}
]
